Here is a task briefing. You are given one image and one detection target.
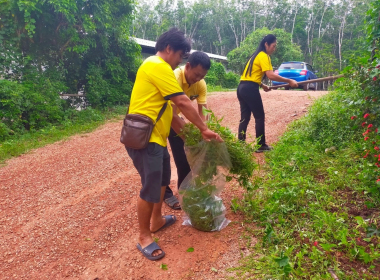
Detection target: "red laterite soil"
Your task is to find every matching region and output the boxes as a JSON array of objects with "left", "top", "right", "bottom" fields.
[{"left": 0, "top": 90, "right": 327, "bottom": 280}]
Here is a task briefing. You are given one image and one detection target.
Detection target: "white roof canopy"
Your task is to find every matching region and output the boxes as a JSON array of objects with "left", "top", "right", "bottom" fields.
[{"left": 132, "top": 37, "right": 227, "bottom": 61}]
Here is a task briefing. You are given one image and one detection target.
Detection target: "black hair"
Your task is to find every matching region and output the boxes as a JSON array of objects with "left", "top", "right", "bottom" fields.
[
  {"left": 155, "top": 27, "right": 191, "bottom": 55},
  {"left": 243, "top": 34, "right": 277, "bottom": 77},
  {"left": 187, "top": 51, "right": 211, "bottom": 70}
]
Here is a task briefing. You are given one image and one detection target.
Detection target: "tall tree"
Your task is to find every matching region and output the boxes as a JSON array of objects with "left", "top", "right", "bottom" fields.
[{"left": 131, "top": 0, "right": 373, "bottom": 74}]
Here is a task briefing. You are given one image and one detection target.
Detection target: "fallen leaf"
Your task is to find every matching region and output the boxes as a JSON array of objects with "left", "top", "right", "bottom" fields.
[{"left": 160, "top": 263, "right": 168, "bottom": 270}]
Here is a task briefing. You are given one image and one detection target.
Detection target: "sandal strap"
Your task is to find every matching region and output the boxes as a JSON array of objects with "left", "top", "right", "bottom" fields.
[
  {"left": 143, "top": 242, "right": 161, "bottom": 255},
  {"left": 165, "top": 195, "right": 179, "bottom": 206}
]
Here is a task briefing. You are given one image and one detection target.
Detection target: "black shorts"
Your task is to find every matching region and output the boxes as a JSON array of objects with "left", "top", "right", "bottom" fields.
[{"left": 126, "top": 143, "right": 171, "bottom": 203}]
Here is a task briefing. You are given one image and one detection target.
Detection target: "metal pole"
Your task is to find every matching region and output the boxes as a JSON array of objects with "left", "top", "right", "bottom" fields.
[{"left": 269, "top": 74, "right": 344, "bottom": 89}]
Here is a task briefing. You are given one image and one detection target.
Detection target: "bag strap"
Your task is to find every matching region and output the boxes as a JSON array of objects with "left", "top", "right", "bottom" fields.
[
  {"left": 154, "top": 102, "right": 168, "bottom": 125},
  {"left": 125, "top": 102, "right": 168, "bottom": 125}
]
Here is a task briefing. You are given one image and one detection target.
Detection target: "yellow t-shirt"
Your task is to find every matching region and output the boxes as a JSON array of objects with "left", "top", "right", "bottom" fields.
[
  {"left": 240, "top": 51, "right": 273, "bottom": 84},
  {"left": 173, "top": 66, "right": 207, "bottom": 114},
  {"left": 129, "top": 56, "right": 184, "bottom": 147}
]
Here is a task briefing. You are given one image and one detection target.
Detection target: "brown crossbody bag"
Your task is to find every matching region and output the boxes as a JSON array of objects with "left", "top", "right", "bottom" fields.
[{"left": 120, "top": 102, "right": 168, "bottom": 149}]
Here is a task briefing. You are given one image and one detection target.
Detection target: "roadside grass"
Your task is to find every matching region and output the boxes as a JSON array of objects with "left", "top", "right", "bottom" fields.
[
  {"left": 230, "top": 88, "right": 380, "bottom": 279},
  {"left": 207, "top": 85, "right": 237, "bottom": 92},
  {"left": 0, "top": 106, "right": 126, "bottom": 164}
]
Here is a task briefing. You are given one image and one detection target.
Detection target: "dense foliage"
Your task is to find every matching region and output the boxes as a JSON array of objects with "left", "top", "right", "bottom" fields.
[
  {"left": 204, "top": 61, "right": 239, "bottom": 89},
  {"left": 180, "top": 141, "right": 231, "bottom": 231},
  {"left": 180, "top": 111, "right": 257, "bottom": 231},
  {"left": 181, "top": 181, "right": 226, "bottom": 232},
  {"left": 0, "top": 0, "right": 140, "bottom": 140},
  {"left": 182, "top": 111, "right": 258, "bottom": 188},
  {"left": 231, "top": 2, "right": 380, "bottom": 278},
  {"left": 132, "top": 0, "right": 373, "bottom": 78}
]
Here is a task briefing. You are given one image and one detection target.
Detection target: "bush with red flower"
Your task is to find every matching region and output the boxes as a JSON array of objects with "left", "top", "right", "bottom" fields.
[{"left": 346, "top": 55, "right": 380, "bottom": 191}]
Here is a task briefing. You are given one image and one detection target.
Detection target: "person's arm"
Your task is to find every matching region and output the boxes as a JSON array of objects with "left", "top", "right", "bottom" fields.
[
  {"left": 197, "top": 104, "right": 207, "bottom": 121},
  {"left": 196, "top": 80, "right": 208, "bottom": 121},
  {"left": 171, "top": 105, "right": 186, "bottom": 137},
  {"left": 265, "top": 70, "right": 298, "bottom": 87},
  {"left": 171, "top": 95, "right": 222, "bottom": 142},
  {"left": 261, "top": 84, "right": 271, "bottom": 92}
]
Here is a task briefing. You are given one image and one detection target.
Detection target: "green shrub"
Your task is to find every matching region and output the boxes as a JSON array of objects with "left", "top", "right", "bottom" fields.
[
  {"left": 0, "top": 121, "right": 11, "bottom": 141},
  {"left": 205, "top": 61, "right": 239, "bottom": 89},
  {"left": 0, "top": 79, "right": 65, "bottom": 134},
  {"left": 222, "top": 72, "right": 240, "bottom": 88},
  {"left": 0, "top": 77, "right": 114, "bottom": 142}
]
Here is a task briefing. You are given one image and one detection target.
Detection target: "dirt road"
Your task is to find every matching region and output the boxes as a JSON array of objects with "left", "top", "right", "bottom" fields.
[{"left": 0, "top": 90, "right": 327, "bottom": 280}]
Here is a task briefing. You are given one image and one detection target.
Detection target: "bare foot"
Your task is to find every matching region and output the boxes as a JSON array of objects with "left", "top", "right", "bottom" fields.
[
  {"left": 149, "top": 216, "right": 166, "bottom": 233},
  {"left": 139, "top": 235, "right": 162, "bottom": 257}
]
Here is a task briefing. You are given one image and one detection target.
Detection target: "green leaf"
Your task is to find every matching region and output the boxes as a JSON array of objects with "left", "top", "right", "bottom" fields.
[
  {"left": 355, "top": 216, "right": 366, "bottom": 228},
  {"left": 274, "top": 252, "right": 289, "bottom": 267},
  {"left": 202, "top": 106, "right": 212, "bottom": 116},
  {"left": 263, "top": 224, "right": 275, "bottom": 245},
  {"left": 160, "top": 263, "right": 168, "bottom": 270},
  {"left": 360, "top": 57, "right": 370, "bottom": 64},
  {"left": 211, "top": 267, "right": 218, "bottom": 272},
  {"left": 320, "top": 243, "right": 337, "bottom": 251},
  {"left": 342, "top": 66, "right": 352, "bottom": 73},
  {"left": 186, "top": 247, "right": 194, "bottom": 252},
  {"left": 367, "top": 225, "right": 380, "bottom": 237},
  {"left": 283, "top": 264, "right": 292, "bottom": 276}
]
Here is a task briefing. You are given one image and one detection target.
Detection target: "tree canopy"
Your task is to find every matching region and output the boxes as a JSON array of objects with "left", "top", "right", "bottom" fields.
[
  {"left": 0, "top": 0, "right": 140, "bottom": 139},
  {"left": 227, "top": 28, "right": 303, "bottom": 74},
  {"left": 131, "top": 0, "right": 374, "bottom": 77},
  {"left": 0, "top": 0, "right": 141, "bottom": 108}
]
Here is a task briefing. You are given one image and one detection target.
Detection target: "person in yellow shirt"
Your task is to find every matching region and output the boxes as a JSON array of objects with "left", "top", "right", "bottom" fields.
[
  {"left": 125, "top": 28, "right": 222, "bottom": 261},
  {"left": 238, "top": 34, "right": 298, "bottom": 152},
  {"left": 163, "top": 51, "right": 210, "bottom": 210}
]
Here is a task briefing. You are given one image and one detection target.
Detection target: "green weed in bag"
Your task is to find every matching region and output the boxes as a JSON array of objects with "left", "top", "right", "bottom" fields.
[
  {"left": 178, "top": 111, "right": 257, "bottom": 231},
  {"left": 179, "top": 141, "right": 232, "bottom": 231}
]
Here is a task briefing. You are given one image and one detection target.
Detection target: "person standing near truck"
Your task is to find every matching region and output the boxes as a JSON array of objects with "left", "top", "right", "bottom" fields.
[{"left": 237, "top": 34, "right": 298, "bottom": 152}]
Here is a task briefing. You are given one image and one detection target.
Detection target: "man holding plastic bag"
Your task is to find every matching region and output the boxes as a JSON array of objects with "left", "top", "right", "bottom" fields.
[
  {"left": 124, "top": 28, "right": 222, "bottom": 261},
  {"left": 164, "top": 51, "right": 212, "bottom": 210}
]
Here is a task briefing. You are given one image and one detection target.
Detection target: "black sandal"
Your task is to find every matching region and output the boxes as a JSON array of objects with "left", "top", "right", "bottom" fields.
[{"left": 164, "top": 196, "right": 181, "bottom": 210}]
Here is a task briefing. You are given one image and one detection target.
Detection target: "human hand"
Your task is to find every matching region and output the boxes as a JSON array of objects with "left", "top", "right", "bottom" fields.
[
  {"left": 261, "top": 84, "right": 271, "bottom": 92},
  {"left": 288, "top": 79, "right": 298, "bottom": 88},
  {"left": 201, "top": 128, "right": 223, "bottom": 142}
]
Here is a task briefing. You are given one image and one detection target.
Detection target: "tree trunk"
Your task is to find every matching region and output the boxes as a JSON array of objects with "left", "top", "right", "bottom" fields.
[
  {"left": 215, "top": 24, "right": 225, "bottom": 55},
  {"left": 338, "top": 10, "right": 348, "bottom": 70}
]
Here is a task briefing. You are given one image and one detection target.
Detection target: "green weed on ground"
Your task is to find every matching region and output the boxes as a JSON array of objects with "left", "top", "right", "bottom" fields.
[
  {"left": 230, "top": 86, "right": 380, "bottom": 279},
  {"left": 0, "top": 106, "right": 126, "bottom": 163}
]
